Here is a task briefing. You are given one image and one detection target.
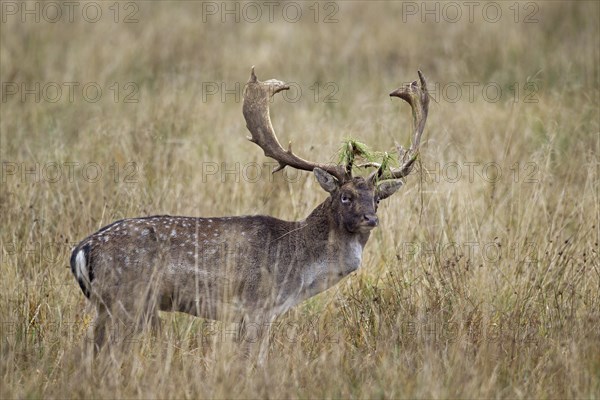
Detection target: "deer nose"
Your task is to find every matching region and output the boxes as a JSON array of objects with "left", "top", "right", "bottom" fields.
[{"left": 363, "top": 214, "right": 378, "bottom": 227}]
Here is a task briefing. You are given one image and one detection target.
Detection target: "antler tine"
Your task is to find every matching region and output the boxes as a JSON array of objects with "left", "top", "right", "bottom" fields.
[
  {"left": 369, "top": 70, "right": 430, "bottom": 183},
  {"left": 243, "top": 67, "right": 348, "bottom": 182}
]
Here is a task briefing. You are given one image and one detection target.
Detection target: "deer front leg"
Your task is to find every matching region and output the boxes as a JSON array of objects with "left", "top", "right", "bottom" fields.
[
  {"left": 236, "top": 314, "right": 274, "bottom": 364},
  {"left": 257, "top": 315, "right": 277, "bottom": 365}
]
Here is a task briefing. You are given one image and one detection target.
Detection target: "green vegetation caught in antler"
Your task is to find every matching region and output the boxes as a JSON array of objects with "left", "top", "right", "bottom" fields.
[{"left": 338, "top": 139, "right": 397, "bottom": 180}]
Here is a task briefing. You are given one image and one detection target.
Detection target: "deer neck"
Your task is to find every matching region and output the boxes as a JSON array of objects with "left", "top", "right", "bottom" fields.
[{"left": 296, "top": 198, "right": 370, "bottom": 292}]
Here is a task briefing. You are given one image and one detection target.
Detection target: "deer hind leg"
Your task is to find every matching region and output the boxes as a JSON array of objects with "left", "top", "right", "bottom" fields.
[
  {"left": 92, "top": 304, "right": 109, "bottom": 353},
  {"left": 90, "top": 289, "right": 160, "bottom": 353},
  {"left": 111, "top": 288, "right": 161, "bottom": 346},
  {"left": 88, "top": 299, "right": 129, "bottom": 353}
]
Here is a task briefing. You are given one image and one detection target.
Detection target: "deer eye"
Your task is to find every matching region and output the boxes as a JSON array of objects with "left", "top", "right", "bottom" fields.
[{"left": 341, "top": 194, "right": 352, "bottom": 204}]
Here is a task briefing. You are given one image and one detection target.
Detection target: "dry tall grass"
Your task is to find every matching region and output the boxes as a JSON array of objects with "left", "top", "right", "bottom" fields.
[{"left": 1, "top": 1, "right": 598, "bottom": 398}]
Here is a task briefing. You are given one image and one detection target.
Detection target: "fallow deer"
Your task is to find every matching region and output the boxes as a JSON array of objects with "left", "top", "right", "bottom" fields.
[{"left": 70, "top": 68, "right": 430, "bottom": 356}]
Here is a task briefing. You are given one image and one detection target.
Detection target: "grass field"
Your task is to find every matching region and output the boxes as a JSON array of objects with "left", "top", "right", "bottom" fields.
[{"left": 1, "top": 1, "right": 599, "bottom": 398}]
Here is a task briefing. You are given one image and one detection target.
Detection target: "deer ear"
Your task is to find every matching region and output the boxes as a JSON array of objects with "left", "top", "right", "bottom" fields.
[
  {"left": 377, "top": 180, "right": 404, "bottom": 200},
  {"left": 314, "top": 168, "right": 339, "bottom": 193}
]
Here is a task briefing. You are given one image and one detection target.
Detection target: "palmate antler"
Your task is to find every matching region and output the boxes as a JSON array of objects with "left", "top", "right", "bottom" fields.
[
  {"left": 369, "top": 70, "right": 430, "bottom": 182},
  {"left": 243, "top": 67, "right": 349, "bottom": 183},
  {"left": 242, "top": 67, "right": 429, "bottom": 184}
]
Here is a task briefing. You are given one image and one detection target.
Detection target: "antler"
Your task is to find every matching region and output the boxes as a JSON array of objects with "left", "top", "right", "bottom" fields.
[
  {"left": 370, "top": 70, "right": 430, "bottom": 182},
  {"left": 243, "top": 67, "right": 349, "bottom": 182}
]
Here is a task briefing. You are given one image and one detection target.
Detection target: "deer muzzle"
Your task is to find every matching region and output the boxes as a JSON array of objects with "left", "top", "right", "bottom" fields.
[{"left": 362, "top": 214, "right": 379, "bottom": 229}]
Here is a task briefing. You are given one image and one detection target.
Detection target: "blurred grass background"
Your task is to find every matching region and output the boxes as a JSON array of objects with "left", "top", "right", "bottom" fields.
[{"left": 1, "top": 1, "right": 599, "bottom": 398}]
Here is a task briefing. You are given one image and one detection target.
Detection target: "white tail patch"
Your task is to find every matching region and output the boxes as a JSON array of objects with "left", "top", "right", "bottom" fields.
[
  {"left": 75, "top": 249, "right": 92, "bottom": 294},
  {"left": 75, "top": 250, "right": 87, "bottom": 280}
]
